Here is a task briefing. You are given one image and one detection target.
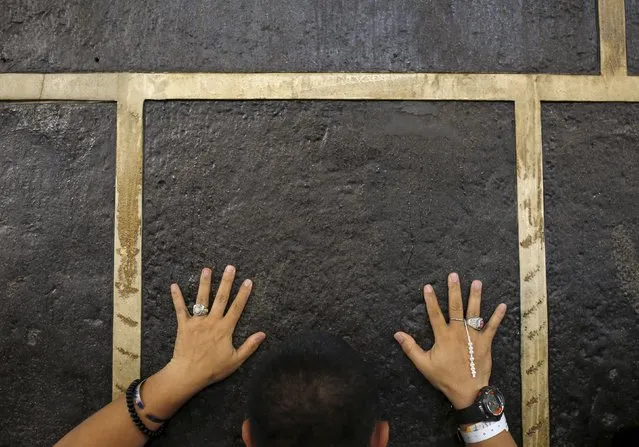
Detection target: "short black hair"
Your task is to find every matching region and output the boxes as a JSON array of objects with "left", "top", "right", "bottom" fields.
[{"left": 247, "top": 332, "right": 380, "bottom": 447}]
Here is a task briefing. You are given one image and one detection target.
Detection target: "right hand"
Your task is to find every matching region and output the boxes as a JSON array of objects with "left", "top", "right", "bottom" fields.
[{"left": 394, "top": 272, "right": 507, "bottom": 409}]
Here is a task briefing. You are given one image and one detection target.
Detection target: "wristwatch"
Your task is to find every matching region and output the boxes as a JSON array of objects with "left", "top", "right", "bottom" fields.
[{"left": 455, "top": 386, "right": 505, "bottom": 425}]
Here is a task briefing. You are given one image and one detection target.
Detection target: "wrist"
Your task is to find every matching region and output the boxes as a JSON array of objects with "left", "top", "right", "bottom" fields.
[
  {"left": 445, "top": 383, "right": 485, "bottom": 409},
  {"left": 139, "top": 364, "right": 202, "bottom": 420},
  {"left": 164, "top": 359, "right": 212, "bottom": 394},
  {"left": 454, "top": 385, "right": 506, "bottom": 427}
]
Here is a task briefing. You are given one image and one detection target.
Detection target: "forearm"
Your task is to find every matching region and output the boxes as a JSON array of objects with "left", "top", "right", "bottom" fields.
[
  {"left": 56, "top": 266, "right": 263, "bottom": 446},
  {"left": 54, "top": 394, "right": 147, "bottom": 447},
  {"left": 55, "top": 365, "right": 196, "bottom": 447}
]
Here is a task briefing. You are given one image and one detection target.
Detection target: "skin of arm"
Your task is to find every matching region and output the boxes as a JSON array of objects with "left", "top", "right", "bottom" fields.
[
  {"left": 395, "top": 273, "right": 517, "bottom": 447},
  {"left": 58, "top": 267, "right": 515, "bottom": 446},
  {"left": 55, "top": 266, "right": 266, "bottom": 447}
]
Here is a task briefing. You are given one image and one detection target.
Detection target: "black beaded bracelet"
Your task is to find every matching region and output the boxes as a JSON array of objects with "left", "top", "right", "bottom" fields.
[{"left": 126, "top": 379, "right": 166, "bottom": 439}]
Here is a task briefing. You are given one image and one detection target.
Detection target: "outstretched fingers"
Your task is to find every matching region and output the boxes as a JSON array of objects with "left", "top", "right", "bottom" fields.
[
  {"left": 225, "top": 279, "right": 253, "bottom": 327},
  {"left": 394, "top": 332, "right": 426, "bottom": 365},
  {"left": 424, "top": 284, "right": 447, "bottom": 335},
  {"left": 235, "top": 332, "right": 266, "bottom": 364},
  {"left": 447, "top": 272, "right": 464, "bottom": 321},
  {"left": 466, "top": 280, "right": 482, "bottom": 318},
  {"left": 170, "top": 283, "right": 190, "bottom": 323},
  {"left": 211, "top": 265, "right": 236, "bottom": 318},
  {"left": 196, "top": 268, "right": 212, "bottom": 309},
  {"left": 483, "top": 303, "right": 508, "bottom": 341}
]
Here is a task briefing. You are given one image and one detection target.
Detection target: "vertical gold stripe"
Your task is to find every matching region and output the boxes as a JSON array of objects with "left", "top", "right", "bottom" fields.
[
  {"left": 599, "top": 0, "right": 628, "bottom": 77},
  {"left": 516, "top": 96, "right": 549, "bottom": 447},
  {"left": 112, "top": 77, "right": 144, "bottom": 398},
  {"left": 0, "top": 1, "right": 629, "bottom": 435}
]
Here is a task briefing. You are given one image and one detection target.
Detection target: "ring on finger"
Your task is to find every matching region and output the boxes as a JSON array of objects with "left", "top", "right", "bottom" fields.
[
  {"left": 467, "top": 317, "right": 485, "bottom": 330},
  {"left": 449, "top": 317, "right": 465, "bottom": 322},
  {"left": 192, "top": 303, "right": 209, "bottom": 317}
]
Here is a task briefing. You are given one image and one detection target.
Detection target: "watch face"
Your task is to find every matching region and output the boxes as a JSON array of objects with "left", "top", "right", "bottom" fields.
[{"left": 482, "top": 388, "right": 505, "bottom": 416}]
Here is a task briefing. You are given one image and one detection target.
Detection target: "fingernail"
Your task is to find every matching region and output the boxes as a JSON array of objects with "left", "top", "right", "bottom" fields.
[
  {"left": 243, "top": 279, "right": 252, "bottom": 287},
  {"left": 170, "top": 284, "right": 178, "bottom": 292},
  {"left": 202, "top": 268, "right": 211, "bottom": 278},
  {"left": 472, "top": 280, "right": 482, "bottom": 289},
  {"left": 424, "top": 284, "right": 433, "bottom": 293},
  {"left": 255, "top": 332, "right": 266, "bottom": 342},
  {"left": 450, "top": 272, "right": 459, "bottom": 283},
  {"left": 225, "top": 265, "right": 235, "bottom": 273},
  {"left": 499, "top": 303, "right": 507, "bottom": 313},
  {"left": 394, "top": 333, "right": 404, "bottom": 343}
]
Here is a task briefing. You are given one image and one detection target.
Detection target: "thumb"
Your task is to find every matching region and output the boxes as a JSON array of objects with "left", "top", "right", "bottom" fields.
[
  {"left": 394, "top": 331, "right": 425, "bottom": 364},
  {"left": 236, "top": 332, "right": 266, "bottom": 363}
]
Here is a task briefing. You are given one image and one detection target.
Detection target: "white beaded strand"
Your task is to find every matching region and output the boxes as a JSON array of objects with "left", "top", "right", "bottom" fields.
[{"left": 463, "top": 319, "right": 477, "bottom": 378}]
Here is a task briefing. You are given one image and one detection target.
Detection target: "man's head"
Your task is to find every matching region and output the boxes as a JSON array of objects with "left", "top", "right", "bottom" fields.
[{"left": 242, "top": 332, "right": 389, "bottom": 447}]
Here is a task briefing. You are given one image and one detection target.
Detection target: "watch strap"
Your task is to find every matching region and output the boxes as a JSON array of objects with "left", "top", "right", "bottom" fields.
[
  {"left": 458, "top": 414, "right": 508, "bottom": 444},
  {"left": 455, "top": 400, "right": 489, "bottom": 425}
]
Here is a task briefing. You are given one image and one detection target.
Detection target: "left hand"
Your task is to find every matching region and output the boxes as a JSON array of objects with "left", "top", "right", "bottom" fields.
[
  {"left": 53, "top": 265, "right": 266, "bottom": 446},
  {"left": 162, "top": 265, "right": 266, "bottom": 396}
]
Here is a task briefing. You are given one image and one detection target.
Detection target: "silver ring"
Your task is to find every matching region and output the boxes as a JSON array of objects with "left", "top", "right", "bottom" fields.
[
  {"left": 467, "top": 317, "right": 485, "bottom": 330},
  {"left": 192, "top": 303, "right": 209, "bottom": 316},
  {"left": 449, "top": 317, "right": 465, "bottom": 322}
]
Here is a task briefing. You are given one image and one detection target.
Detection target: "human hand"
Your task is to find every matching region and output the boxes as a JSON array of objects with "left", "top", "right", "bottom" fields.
[
  {"left": 160, "top": 265, "right": 266, "bottom": 398},
  {"left": 394, "top": 273, "right": 507, "bottom": 409}
]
